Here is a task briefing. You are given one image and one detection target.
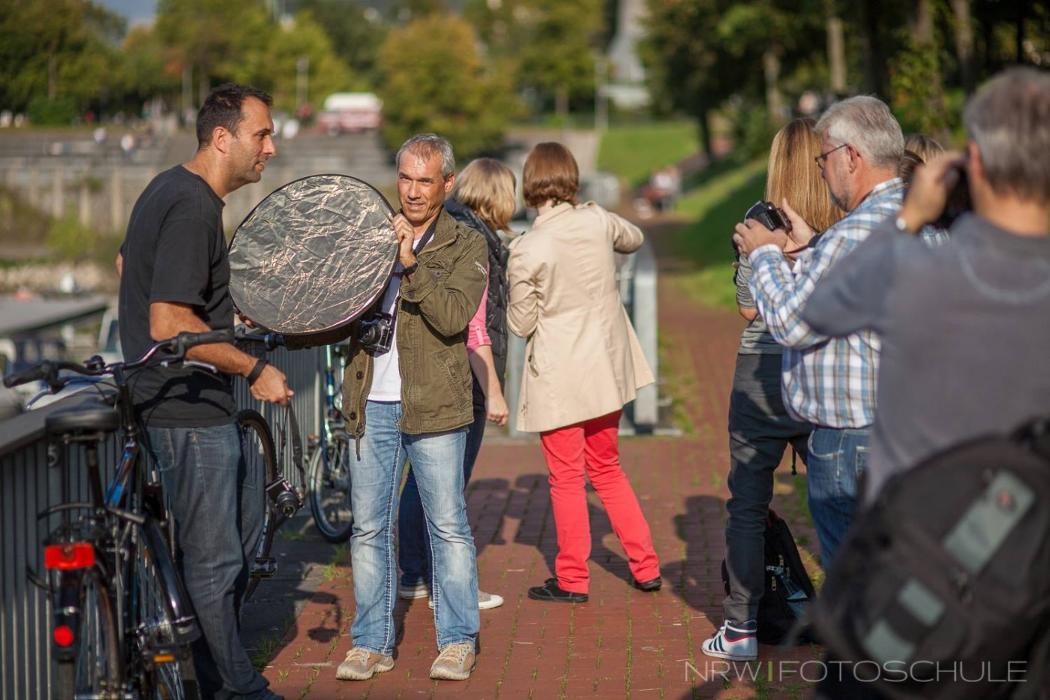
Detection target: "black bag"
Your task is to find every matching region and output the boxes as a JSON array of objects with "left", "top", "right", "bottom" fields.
[
  {"left": 810, "top": 418, "right": 1050, "bottom": 700},
  {"left": 722, "top": 508, "right": 816, "bottom": 645}
]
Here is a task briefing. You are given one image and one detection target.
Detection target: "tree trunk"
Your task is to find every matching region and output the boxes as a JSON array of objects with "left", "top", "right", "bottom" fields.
[
  {"left": 913, "top": 0, "right": 934, "bottom": 43},
  {"left": 859, "top": 0, "right": 888, "bottom": 98},
  {"left": 696, "top": 105, "right": 713, "bottom": 160},
  {"left": 826, "top": 2, "right": 847, "bottom": 95},
  {"left": 555, "top": 85, "right": 569, "bottom": 129},
  {"left": 763, "top": 47, "right": 785, "bottom": 125},
  {"left": 1015, "top": 0, "right": 1028, "bottom": 63},
  {"left": 951, "top": 0, "right": 975, "bottom": 93}
]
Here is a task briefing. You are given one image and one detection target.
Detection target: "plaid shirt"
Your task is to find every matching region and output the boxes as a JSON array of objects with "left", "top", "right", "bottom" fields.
[{"left": 748, "top": 178, "right": 905, "bottom": 427}]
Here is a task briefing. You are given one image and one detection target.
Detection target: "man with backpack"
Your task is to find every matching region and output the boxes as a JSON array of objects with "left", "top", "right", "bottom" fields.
[{"left": 801, "top": 67, "right": 1050, "bottom": 699}]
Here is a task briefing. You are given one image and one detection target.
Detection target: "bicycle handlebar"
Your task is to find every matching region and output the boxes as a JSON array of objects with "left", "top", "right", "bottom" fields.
[{"left": 3, "top": 326, "right": 290, "bottom": 394}]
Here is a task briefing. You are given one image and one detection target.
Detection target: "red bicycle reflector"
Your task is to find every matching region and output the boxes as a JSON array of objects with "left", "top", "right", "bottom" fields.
[
  {"left": 44, "top": 543, "right": 95, "bottom": 570},
  {"left": 53, "top": 625, "right": 75, "bottom": 647}
]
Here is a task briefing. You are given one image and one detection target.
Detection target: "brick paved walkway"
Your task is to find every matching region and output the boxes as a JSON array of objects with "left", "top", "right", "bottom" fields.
[{"left": 260, "top": 262, "right": 823, "bottom": 699}]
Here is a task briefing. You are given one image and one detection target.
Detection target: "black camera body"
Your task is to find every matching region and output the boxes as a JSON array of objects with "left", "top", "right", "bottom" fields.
[
  {"left": 357, "top": 312, "right": 394, "bottom": 354},
  {"left": 934, "top": 166, "right": 972, "bottom": 230},
  {"left": 745, "top": 200, "right": 793, "bottom": 233}
]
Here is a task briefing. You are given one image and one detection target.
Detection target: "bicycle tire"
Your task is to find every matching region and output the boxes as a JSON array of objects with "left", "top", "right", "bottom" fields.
[
  {"left": 54, "top": 566, "right": 122, "bottom": 699},
  {"left": 130, "top": 521, "right": 196, "bottom": 699},
  {"left": 307, "top": 433, "right": 353, "bottom": 543},
  {"left": 238, "top": 409, "right": 278, "bottom": 601}
]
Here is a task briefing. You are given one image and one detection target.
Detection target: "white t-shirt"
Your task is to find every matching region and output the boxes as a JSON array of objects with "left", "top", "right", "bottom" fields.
[
  {"left": 368, "top": 232, "right": 427, "bottom": 402},
  {"left": 367, "top": 272, "right": 403, "bottom": 402}
]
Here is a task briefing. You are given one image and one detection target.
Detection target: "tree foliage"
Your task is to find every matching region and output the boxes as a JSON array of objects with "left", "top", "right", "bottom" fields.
[
  {"left": 376, "top": 14, "right": 519, "bottom": 158},
  {"left": 464, "top": 0, "right": 603, "bottom": 112},
  {"left": 0, "top": 0, "right": 124, "bottom": 118},
  {"left": 290, "top": 0, "right": 387, "bottom": 86}
]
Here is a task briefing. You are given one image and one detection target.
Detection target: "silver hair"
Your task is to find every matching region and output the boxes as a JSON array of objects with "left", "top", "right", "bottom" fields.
[
  {"left": 964, "top": 67, "right": 1050, "bottom": 201},
  {"left": 816, "top": 95, "right": 904, "bottom": 170},
  {"left": 396, "top": 133, "right": 455, "bottom": 178}
]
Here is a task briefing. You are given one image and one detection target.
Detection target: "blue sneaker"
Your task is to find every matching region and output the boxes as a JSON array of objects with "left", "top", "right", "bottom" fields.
[{"left": 701, "top": 620, "right": 758, "bottom": 661}]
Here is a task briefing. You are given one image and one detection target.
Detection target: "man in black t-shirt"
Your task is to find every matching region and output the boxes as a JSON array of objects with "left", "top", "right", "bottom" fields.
[{"left": 118, "top": 84, "right": 290, "bottom": 700}]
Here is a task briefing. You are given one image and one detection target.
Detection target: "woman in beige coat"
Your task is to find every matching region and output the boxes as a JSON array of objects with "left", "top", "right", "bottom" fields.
[{"left": 507, "top": 142, "right": 660, "bottom": 602}]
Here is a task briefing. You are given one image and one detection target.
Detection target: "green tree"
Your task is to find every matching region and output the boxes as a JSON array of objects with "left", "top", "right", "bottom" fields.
[
  {"left": 252, "top": 12, "right": 359, "bottom": 114},
  {"left": 642, "top": 0, "right": 736, "bottom": 158},
  {"left": 376, "top": 14, "right": 519, "bottom": 158},
  {"left": 465, "top": 0, "right": 603, "bottom": 116},
  {"left": 116, "top": 25, "right": 182, "bottom": 109},
  {"left": 0, "top": 0, "right": 125, "bottom": 118},
  {"left": 291, "top": 0, "right": 386, "bottom": 86},
  {"left": 154, "top": 0, "right": 271, "bottom": 107}
]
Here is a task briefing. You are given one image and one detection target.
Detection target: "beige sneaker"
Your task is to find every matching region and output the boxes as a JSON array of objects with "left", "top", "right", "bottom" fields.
[
  {"left": 429, "top": 642, "right": 476, "bottom": 680},
  {"left": 336, "top": 647, "right": 394, "bottom": 680}
]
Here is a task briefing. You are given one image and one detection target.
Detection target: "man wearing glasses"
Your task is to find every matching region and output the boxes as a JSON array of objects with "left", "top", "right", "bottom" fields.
[{"left": 731, "top": 96, "right": 905, "bottom": 568}]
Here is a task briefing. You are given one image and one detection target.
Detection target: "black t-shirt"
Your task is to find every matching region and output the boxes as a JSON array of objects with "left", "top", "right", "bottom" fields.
[{"left": 118, "top": 165, "right": 237, "bottom": 427}]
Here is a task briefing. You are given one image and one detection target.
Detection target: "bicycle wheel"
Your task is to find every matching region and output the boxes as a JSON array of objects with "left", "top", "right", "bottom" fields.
[
  {"left": 130, "top": 521, "right": 196, "bottom": 699},
  {"left": 308, "top": 432, "right": 353, "bottom": 542},
  {"left": 54, "top": 566, "right": 122, "bottom": 699},
  {"left": 238, "top": 409, "right": 278, "bottom": 600}
]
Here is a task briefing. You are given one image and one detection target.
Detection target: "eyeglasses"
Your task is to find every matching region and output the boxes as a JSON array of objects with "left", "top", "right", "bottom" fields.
[{"left": 815, "top": 143, "right": 849, "bottom": 170}]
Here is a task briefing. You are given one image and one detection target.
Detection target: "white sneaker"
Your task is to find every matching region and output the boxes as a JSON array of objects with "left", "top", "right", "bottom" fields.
[
  {"left": 398, "top": 582, "right": 429, "bottom": 600},
  {"left": 428, "top": 590, "right": 505, "bottom": 610},
  {"left": 701, "top": 620, "right": 758, "bottom": 661}
]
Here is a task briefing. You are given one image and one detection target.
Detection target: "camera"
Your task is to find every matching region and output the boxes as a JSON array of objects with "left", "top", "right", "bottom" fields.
[
  {"left": 357, "top": 312, "right": 393, "bottom": 354},
  {"left": 744, "top": 200, "right": 793, "bottom": 233},
  {"left": 934, "top": 165, "right": 972, "bottom": 229}
]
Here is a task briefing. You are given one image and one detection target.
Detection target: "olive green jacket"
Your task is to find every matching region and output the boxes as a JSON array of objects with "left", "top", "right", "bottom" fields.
[{"left": 341, "top": 208, "right": 488, "bottom": 438}]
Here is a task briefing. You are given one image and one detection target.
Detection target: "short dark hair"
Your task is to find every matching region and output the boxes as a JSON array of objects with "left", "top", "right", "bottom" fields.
[
  {"left": 196, "top": 83, "right": 273, "bottom": 149},
  {"left": 522, "top": 142, "right": 579, "bottom": 207}
]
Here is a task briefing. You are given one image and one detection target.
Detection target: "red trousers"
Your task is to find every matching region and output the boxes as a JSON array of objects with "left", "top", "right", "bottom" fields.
[{"left": 540, "top": 410, "right": 660, "bottom": 593}]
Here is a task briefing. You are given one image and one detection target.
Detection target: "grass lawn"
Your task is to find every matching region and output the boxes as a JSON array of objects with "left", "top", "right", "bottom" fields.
[
  {"left": 597, "top": 120, "right": 698, "bottom": 188},
  {"left": 668, "top": 157, "right": 767, "bottom": 310}
]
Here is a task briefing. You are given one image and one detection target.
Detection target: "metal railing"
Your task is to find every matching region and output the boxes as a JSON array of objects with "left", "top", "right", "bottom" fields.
[{"left": 0, "top": 346, "right": 326, "bottom": 700}]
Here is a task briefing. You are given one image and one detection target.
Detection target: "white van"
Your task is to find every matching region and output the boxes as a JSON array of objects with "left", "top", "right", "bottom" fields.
[{"left": 317, "top": 92, "right": 382, "bottom": 134}]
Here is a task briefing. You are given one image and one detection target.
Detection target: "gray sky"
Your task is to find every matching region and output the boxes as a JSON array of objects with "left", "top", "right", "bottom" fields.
[{"left": 96, "top": 0, "right": 158, "bottom": 26}]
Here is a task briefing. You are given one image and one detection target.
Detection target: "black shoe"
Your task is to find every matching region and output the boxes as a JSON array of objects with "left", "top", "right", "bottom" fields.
[
  {"left": 527, "top": 578, "right": 588, "bottom": 603},
  {"left": 633, "top": 576, "right": 662, "bottom": 592}
]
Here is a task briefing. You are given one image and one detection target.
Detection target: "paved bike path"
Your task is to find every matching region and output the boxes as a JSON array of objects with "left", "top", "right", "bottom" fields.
[{"left": 252, "top": 272, "right": 824, "bottom": 699}]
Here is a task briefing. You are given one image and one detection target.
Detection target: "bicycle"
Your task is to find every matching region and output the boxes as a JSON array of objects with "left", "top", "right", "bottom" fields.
[
  {"left": 6, "top": 327, "right": 306, "bottom": 697},
  {"left": 306, "top": 342, "right": 353, "bottom": 543},
  {"left": 231, "top": 329, "right": 308, "bottom": 600}
]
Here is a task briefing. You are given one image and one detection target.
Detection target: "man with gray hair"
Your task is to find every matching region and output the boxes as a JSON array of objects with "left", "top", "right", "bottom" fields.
[
  {"left": 334, "top": 133, "right": 488, "bottom": 682},
  {"left": 731, "top": 95, "right": 903, "bottom": 568},
  {"left": 803, "top": 67, "right": 1050, "bottom": 503}
]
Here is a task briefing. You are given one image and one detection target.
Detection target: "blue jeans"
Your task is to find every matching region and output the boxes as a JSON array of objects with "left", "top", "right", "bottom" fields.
[
  {"left": 148, "top": 423, "right": 270, "bottom": 700},
  {"left": 806, "top": 426, "right": 869, "bottom": 568},
  {"left": 398, "top": 406, "right": 485, "bottom": 588},
  {"left": 350, "top": 401, "right": 479, "bottom": 654}
]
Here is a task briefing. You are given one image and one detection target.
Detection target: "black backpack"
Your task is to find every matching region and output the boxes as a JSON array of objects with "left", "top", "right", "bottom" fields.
[
  {"left": 722, "top": 509, "right": 816, "bottom": 645},
  {"left": 810, "top": 418, "right": 1050, "bottom": 700}
]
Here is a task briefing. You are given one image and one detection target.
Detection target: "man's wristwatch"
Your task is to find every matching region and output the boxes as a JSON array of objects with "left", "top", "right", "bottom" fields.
[{"left": 246, "top": 358, "right": 268, "bottom": 385}]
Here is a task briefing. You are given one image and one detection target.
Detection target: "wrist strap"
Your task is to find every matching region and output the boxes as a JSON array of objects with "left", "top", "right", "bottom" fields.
[{"left": 247, "top": 358, "right": 268, "bottom": 385}]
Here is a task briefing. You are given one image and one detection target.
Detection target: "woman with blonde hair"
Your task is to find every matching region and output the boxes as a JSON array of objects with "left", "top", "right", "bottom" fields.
[
  {"left": 397, "top": 157, "right": 515, "bottom": 611},
  {"left": 703, "top": 118, "right": 843, "bottom": 661},
  {"left": 508, "top": 142, "right": 660, "bottom": 603}
]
